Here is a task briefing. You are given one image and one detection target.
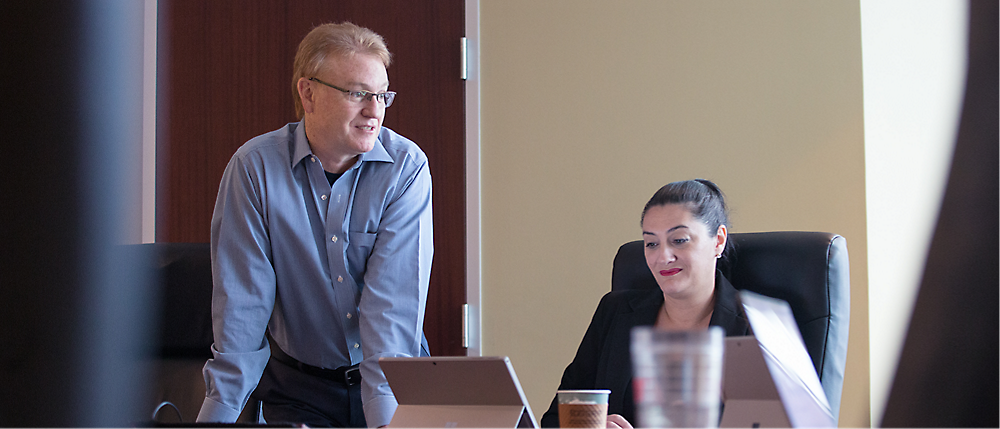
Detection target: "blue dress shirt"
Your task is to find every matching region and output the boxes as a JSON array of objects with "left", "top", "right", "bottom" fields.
[{"left": 196, "top": 122, "right": 433, "bottom": 427}]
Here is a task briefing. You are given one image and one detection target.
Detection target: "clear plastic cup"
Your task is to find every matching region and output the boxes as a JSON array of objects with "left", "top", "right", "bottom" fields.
[
  {"left": 557, "top": 389, "right": 611, "bottom": 428},
  {"left": 630, "top": 326, "right": 724, "bottom": 428}
]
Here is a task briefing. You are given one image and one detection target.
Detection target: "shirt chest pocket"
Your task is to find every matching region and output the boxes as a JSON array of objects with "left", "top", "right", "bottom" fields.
[{"left": 346, "top": 231, "right": 377, "bottom": 283}]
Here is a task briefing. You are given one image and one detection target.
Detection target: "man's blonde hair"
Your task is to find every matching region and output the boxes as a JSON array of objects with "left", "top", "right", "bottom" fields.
[{"left": 292, "top": 22, "right": 392, "bottom": 118}]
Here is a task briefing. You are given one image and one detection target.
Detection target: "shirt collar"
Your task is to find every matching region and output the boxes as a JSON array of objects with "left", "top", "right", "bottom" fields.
[
  {"left": 360, "top": 129, "right": 392, "bottom": 163},
  {"left": 290, "top": 121, "right": 393, "bottom": 169}
]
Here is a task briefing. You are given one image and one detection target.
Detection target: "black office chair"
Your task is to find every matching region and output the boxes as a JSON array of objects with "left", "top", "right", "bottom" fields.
[
  {"left": 128, "top": 242, "right": 260, "bottom": 424},
  {"left": 611, "top": 231, "right": 850, "bottom": 424}
]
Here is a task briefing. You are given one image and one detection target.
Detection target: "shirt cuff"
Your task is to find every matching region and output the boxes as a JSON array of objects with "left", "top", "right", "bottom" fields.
[
  {"left": 363, "top": 394, "right": 398, "bottom": 428},
  {"left": 196, "top": 396, "right": 243, "bottom": 423}
]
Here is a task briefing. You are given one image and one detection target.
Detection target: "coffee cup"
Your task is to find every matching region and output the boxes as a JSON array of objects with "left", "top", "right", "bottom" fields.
[{"left": 557, "top": 389, "right": 611, "bottom": 428}]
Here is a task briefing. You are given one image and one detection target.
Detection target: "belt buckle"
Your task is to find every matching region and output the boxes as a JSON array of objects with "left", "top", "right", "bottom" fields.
[{"left": 342, "top": 366, "right": 361, "bottom": 385}]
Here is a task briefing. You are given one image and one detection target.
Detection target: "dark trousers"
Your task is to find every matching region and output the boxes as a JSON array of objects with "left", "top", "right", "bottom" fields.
[{"left": 254, "top": 356, "right": 366, "bottom": 427}]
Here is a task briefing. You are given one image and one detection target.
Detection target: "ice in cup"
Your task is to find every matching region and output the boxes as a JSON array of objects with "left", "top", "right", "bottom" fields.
[{"left": 557, "top": 389, "right": 611, "bottom": 428}]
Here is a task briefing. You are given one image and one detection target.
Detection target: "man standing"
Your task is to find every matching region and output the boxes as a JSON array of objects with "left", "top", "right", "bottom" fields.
[{"left": 196, "top": 22, "right": 433, "bottom": 427}]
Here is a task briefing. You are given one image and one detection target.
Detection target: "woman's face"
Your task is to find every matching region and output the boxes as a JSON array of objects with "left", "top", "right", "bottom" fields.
[{"left": 642, "top": 203, "right": 727, "bottom": 300}]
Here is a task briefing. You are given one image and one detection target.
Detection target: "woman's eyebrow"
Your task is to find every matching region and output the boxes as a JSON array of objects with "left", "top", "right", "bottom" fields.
[{"left": 642, "top": 225, "right": 688, "bottom": 236}]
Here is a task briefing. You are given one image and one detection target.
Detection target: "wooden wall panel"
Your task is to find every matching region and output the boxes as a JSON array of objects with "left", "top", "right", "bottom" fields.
[{"left": 157, "top": 0, "right": 466, "bottom": 356}]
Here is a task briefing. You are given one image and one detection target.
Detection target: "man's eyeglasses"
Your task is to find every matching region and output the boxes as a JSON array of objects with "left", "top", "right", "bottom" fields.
[{"left": 308, "top": 77, "right": 396, "bottom": 108}]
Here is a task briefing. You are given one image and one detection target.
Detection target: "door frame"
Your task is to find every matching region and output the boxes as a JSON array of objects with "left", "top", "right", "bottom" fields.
[{"left": 464, "top": 0, "right": 482, "bottom": 357}]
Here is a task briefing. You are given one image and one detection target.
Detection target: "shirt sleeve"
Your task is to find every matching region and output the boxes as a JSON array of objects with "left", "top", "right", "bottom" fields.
[
  {"left": 196, "top": 153, "right": 276, "bottom": 422},
  {"left": 356, "top": 159, "right": 434, "bottom": 428}
]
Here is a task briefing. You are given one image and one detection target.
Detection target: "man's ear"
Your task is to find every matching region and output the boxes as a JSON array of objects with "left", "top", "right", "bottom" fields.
[{"left": 297, "top": 77, "right": 315, "bottom": 114}]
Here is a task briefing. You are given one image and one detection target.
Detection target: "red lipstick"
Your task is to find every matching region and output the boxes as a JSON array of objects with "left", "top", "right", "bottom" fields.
[{"left": 660, "top": 268, "right": 681, "bottom": 276}]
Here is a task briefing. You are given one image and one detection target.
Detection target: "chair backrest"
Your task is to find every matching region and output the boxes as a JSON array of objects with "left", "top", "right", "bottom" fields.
[
  {"left": 611, "top": 231, "right": 850, "bottom": 423},
  {"left": 124, "top": 243, "right": 214, "bottom": 423},
  {"left": 141, "top": 242, "right": 215, "bottom": 358}
]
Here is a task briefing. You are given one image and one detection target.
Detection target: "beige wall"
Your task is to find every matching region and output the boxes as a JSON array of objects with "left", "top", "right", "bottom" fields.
[{"left": 479, "top": 1, "right": 869, "bottom": 427}]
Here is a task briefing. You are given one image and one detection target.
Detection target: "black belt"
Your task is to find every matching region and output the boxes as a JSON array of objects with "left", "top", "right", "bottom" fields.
[{"left": 270, "top": 342, "right": 361, "bottom": 386}]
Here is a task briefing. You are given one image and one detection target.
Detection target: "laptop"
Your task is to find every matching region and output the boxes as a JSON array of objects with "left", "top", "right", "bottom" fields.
[
  {"left": 719, "top": 291, "right": 835, "bottom": 428},
  {"left": 380, "top": 356, "right": 539, "bottom": 428}
]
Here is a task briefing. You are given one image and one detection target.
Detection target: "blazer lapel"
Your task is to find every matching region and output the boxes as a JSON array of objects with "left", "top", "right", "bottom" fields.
[
  {"left": 602, "top": 290, "right": 662, "bottom": 414},
  {"left": 710, "top": 272, "right": 752, "bottom": 336}
]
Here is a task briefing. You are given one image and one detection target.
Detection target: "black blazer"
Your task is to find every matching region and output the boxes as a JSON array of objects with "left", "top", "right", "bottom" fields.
[{"left": 540, "top": 272, "right": 751, "bottom": 427}]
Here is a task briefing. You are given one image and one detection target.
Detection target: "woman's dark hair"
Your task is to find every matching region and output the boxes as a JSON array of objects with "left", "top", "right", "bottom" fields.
[{"left": 641, "top": 179, "right": 732, "bottom": 257}]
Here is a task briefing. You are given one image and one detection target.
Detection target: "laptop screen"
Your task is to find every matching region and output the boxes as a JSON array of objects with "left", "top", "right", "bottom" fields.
[
  {"left": 380, "top": 356, "right": 538, "bottom": 428},
  {"left": 720, "top": 291, "right": 835, "bottom": 428}
]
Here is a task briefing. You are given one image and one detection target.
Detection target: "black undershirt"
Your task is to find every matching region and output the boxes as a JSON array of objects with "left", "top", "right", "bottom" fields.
[{"left": 324, "top": 171, "right": 342, "bottom": 186}]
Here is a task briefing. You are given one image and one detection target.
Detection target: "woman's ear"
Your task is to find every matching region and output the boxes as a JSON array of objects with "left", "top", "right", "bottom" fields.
[{"left": 716, "top": 224, "right": 728, "bottom": 257}]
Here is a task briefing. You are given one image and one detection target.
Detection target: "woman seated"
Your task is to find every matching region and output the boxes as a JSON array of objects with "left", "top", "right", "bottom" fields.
[{"left": 539, "top": 179, "right": 751, "bottom": 428}]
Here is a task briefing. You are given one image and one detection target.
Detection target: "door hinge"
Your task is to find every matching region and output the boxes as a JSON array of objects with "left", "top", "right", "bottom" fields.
[
  {"left": 462, "top": 303, "right": 470, "bottom": 348},
  {"left": 460, "top": 37, "right": 468, "bottom": 81}
]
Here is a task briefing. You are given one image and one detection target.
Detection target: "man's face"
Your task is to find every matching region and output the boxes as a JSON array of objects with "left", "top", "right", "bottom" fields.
[{"left": 302, "top": 53, "right": 389, "bottom": 158}]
